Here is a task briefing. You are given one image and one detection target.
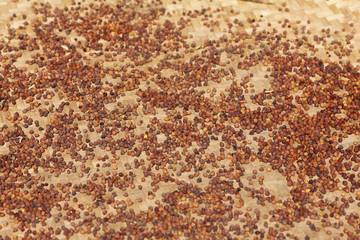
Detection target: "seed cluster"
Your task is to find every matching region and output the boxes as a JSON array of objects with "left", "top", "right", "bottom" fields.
[{"left": 0, "top": 0, "right": 360, "bottom": 239}]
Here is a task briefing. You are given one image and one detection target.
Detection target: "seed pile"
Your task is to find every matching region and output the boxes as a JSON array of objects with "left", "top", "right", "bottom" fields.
[{"left": 0, "top": 0, "right": 360, "bottom": 239}]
